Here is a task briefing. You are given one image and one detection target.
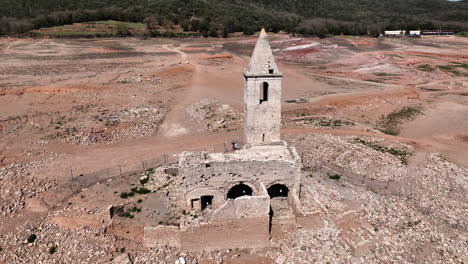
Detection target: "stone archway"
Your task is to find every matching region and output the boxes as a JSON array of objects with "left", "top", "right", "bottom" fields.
[
  {"left": 227, "top": 183, "right": 253, "bottom": 199},
  {"left": 267, "top": 184, "right": 289, "bottom": 198}
]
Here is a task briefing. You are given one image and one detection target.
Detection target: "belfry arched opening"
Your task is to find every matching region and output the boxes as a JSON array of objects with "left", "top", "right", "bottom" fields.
[{"left": 227, "top": 183, "right": 253, "bottom": 199}]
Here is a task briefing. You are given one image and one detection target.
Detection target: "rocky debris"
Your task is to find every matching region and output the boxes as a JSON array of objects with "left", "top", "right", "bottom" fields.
[
  {"left": 275, "top": 254, "right": 286, "bottom": 264},
  {"left": 187, "top": 100, "right": 242, "bottom": 132},
  {"left": 117, "top": 74, "right": 162, "bottom": 84},
  {"left": 66, "top": 107, "right": 164, "bottom": 145},
  {"left": 284, "top": 115, "right": 361, "bottom": 130},
  {"left": 283, "top": 133, "right": 467, "bottom": 263},
  {"left": 175, "top": 256, "right": 186, "bottom": 264},
  {"left": 0, "top": 156, "right": 58, "bottom": 216},
  {"left": 0, "top": 221, "right": 115, "bottom": 263},
  {"left": 269, "top": 221, "right": 352, "bottom": 263},
  {"left": 112, "top": 254, "right": 132, "bottom": 264},
  {"left": 288, "top": 134, "right": 411, "bottom": 182}
]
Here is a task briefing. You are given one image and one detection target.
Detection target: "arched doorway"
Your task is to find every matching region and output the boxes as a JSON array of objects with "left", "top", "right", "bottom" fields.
[
  {"left": 267, "top": 184, "right": 289, "bottom": 198},
  {"left": 227, "top": 183, "right": 253, "bottom": 199},
  {"left": 267, "top": 184, "right": 290, "bottom": 234}
]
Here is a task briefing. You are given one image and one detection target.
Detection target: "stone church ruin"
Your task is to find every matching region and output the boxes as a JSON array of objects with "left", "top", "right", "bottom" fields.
[{"left": 144, "top": 29, "right": 314, "bottom": 251}]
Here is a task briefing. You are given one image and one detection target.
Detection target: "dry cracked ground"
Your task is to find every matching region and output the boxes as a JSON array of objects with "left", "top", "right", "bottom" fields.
[{"left": 0, "top": 34, "right": 467, "bottom": 263}]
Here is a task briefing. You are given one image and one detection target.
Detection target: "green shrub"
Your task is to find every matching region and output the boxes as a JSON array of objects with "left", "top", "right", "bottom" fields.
[
  {"left": 140, "top": 177, "right": 149, "bottom": 185},
  {"left": 113, "top": 22, "right": 129, "bottom": 35},
  {"left": 417, "top": 64, "right": 434, "bottom": 72},
  {"left": 48, "top": 246, "right": 57, "bottom": 255},
  {"left": 329, "top": 174, "right": 341, "bottom": 180},
  {"left": 27, "top": 234, "right": 37, "bottom": 243}
]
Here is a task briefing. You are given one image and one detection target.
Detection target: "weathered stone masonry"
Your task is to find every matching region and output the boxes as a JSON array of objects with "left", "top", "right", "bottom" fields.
[{"left": 145, "top": 29, "right": 307, "bottom": 251}]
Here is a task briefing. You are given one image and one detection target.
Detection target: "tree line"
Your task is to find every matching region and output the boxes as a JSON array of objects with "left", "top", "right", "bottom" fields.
[{"left": 0, "top": 0, "right": 467, "bottom": 37}]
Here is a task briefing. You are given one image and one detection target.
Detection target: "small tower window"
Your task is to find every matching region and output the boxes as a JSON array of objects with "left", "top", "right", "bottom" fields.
[
  {"left": 259, "top": 82, "right": 269, "bottom": 104},
  {"left": 269, "top": 68, "right": 274, "bottom": 74}
]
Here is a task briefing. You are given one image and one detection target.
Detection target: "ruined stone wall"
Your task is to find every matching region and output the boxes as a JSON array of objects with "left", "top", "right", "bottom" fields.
[
  {"left": 244, "top": 76, "right": 282, "bottom": 145},
  {"left": 145, "top": 195, "right": 271, "bottom": 251},
  {"left": 179, "top": 151, "right": 301, "bottom": 210},
  {"left": 180, "top": 216, "right": 270, "bottom": 251}
]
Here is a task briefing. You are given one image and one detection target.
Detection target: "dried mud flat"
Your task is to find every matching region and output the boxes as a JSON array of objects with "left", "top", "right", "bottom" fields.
[{"left": 0, "top": 34, "right": 467, "bottom": 263}]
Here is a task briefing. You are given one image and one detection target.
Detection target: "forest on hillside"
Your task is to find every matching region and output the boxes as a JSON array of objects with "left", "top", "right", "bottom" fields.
[{"left": 0, "top": 0, "right": 467, "bottom": 37}]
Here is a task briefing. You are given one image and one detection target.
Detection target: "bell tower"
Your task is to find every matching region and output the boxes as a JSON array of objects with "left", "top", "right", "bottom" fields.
[{"left": 244, "top": 29, "right": 282, "bottom": 146}]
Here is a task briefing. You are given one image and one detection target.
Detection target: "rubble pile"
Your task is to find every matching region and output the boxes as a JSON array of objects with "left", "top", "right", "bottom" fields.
[
  {"left": 0, "top": 222, "right": 114, "bottom": 263},
  {"left": 67, "top": 107, "right": 164, "bottom": 145},
  {"left": 0, "top": 158, "right": 57, "bottom": 216},
  {"left": 288, "top": 134, "right": 411, "bottom": 182},
  {"left": 284, "top": 115, "right": 360, "bottom": 129},
  {"left": 117, "top": 74, "right": 162, "bottom": 84},
  {"left": 283, "top": 134, "right": 467, "bottom": 263},
  {"left": 269, "top": 222, "right": 351, "bottom": 263},
  {"left": 187, "top": 100, "right": 242, "bottom": 132}
]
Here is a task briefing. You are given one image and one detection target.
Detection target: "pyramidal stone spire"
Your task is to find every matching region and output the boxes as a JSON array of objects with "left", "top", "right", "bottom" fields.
[
  {"left": 243, "top": 29, "right": 283, "bottom": 145},
  {"left": 245, "top": 28, "right": 281, "bottom": 76}
]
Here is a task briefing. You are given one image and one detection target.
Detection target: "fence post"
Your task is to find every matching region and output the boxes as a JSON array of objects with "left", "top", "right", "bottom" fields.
[
  {"left": 119, "top": 166, "right": 123, "bottom": 177},
  {"left": 69, "top": 166, "right": 74, "bottom": 180}
]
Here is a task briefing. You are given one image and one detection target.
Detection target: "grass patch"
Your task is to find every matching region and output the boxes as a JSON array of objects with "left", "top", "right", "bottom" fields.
[
  {"left": 88, "top": 20, "right": 146, "bottom": 28},
  {"left": 437, "top": 62, "right": 468, "bottom": 77},
  {"left": 355, "top": 138, "right": 409, "bottom": 165},
  {"left": 450, "top": 61, "right": 468, "bottom": 70},
  {"left": 375, "top": 72, "right": 398, "bottom": 76},
  {"left": 378, "top": 106, "right": 423, "bottom": 135},
  {"left": 34, "top": 31, "right": 112, "bottom": 37},
  {"left": 417, "top": 64, "right": 434, "bottom": 72},
  {"left": 365, "top": 79, "right": 384, "bottom": 83},
  {"left": 438, "top": 65, "right": 461, "bottom": 76}
]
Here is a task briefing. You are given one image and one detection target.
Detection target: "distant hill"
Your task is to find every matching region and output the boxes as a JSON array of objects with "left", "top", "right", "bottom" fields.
[{"left": 0, "top": 0, "right": 467, "bottom": 36}]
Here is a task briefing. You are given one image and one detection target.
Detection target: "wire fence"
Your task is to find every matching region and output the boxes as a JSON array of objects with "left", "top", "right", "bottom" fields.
[
  {"left": 62, "top": 141, "right": 241, "bottom": 194},
  {"left": 67, "top": 154, "right": 179, "bottom": 190}
]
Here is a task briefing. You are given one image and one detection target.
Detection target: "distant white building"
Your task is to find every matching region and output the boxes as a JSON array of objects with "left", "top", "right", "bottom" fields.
[
  {"left": 409, "top": 30, "right": 421, "bottom": 36},
  {"left": 384, "top": 30, "right": 405, "bottom": 36}
]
